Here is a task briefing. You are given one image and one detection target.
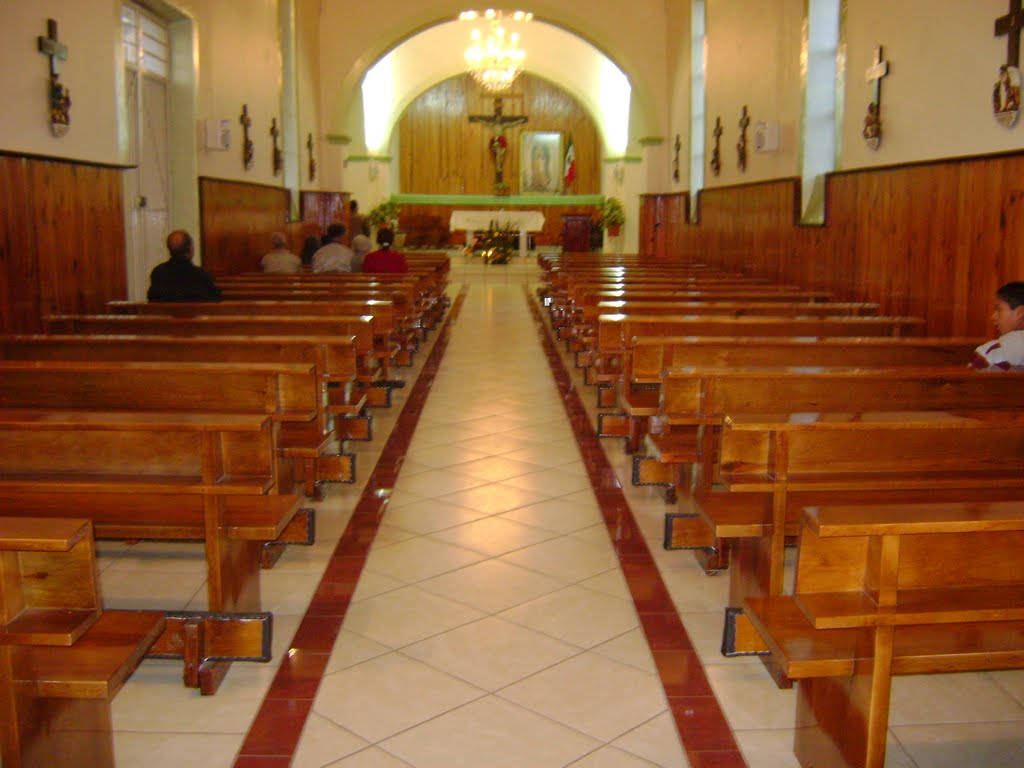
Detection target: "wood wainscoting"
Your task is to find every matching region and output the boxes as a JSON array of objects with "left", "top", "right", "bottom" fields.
[
  {"left": 643, "top": 151, "right": 1024, "bottom": 337},
  {"left": 199, "top": 178, "right": 348, "bottom": 275},
  {"left": 0, "top": 154, "right": 127, "bottom": 334}
]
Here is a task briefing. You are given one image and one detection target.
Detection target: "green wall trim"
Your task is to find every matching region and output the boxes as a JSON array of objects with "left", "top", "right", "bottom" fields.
[
  {"left": 391, "top": 193, "right": 604, "bottom": 206},
  {"left": 325, "top": 134, "right": 351, "bottom": 145},
  {"left": 346, "top": 155, "right": 392, "bottom": 163},
  {"left": 604, "top": 156, "right": 642, "bottom": 164},
  {"left": 637, "top": 136, "right": 665, "bottom": 146}
]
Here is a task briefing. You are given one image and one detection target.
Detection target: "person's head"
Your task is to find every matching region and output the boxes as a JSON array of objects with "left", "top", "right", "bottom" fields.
[
  {"left": 377, "top": 228, "right": 394, "bottom": 248},
  {"left": 270, "top": 232, "right": 288, "bottom": 250},
  {"left": 349, "top": 200, "right": 359, "bottom": 213},
  {"left": 326, "top": 223, "right": 347, "bottom": 243},
  {"left": 352, "top": 234, "right": 372, "bottom": 257},
  {"left": 166, "top": 230, "right": 193, "bottom": 261},
  {"left": 300, "top": 236, "right": 320, "bottom": 265},
  {"left": 993, "top": 282, "right": 1024, "bottom": 335}
]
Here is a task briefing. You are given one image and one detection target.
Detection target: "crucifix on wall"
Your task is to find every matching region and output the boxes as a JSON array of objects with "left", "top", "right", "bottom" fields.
[
  {"left": 468, "top": 96, "right": 528, "bottom": 193},
  {"left": 710, "top": 117, "right": 722, "bottom": 176},
  {"left": 994, "top": 0, "right": 1024, "bottom": 126},
  {"left": 672, "top": 134, "right": 681, "bottom": 182},
  {"left": 863, "top": 46, "right": 889, "bottom": 149},
  {"left": 37, "top": 18, "right": 71, "bottom": 137},
  {"left": 239, "top": 104, "right": 254, "bottom": 170},
  {"left": 737, "top": 106, "right": 750, "bottom": 172},
  {"left": 307, "top": 133, "right": 316, "bottom": 182},
  {"left": 270, "top": 118, "right": 282, "bottom": 176}
]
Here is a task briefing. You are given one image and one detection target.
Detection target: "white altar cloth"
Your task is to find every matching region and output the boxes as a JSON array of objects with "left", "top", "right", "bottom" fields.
[{"left": 449, "top": 210, "right": 545, "bottom": 258}]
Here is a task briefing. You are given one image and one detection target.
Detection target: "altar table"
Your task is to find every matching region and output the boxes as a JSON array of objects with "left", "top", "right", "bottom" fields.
[{"left": 449, "top": 210, "right": 545, "bottom": 259}]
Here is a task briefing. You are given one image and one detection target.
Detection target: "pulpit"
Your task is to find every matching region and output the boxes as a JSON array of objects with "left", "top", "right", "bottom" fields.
[{"left": 561, "top": 214, "right": 593, "bottom": 253}]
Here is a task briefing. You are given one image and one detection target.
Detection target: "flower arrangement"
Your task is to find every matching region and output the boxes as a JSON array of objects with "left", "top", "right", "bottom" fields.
[
  {"left": 599, "top": 196, "right": 626, "bottom": 235},
  {"left": 465, "top": 220, "right": 517, "bottom": 264},
  {"left": 367, "top": 200, "right": 401, "bottom": 229}
]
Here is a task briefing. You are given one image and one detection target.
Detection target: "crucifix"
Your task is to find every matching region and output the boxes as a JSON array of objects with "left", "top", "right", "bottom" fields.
[
  {"left": 863, "top": 46, "right": 889, "bottom": 149},
  {"left": 994, "top": 1, "right": 1024, "bottom": 124},
  {"left": 468, "top": 97, "right": 528, "bottom": 191},
  {"left": 239, "top": 104, "right": 254, "bottom": 170},
  {"left": 672, "top": 134, "right": 681, "bottom": 182},
  {"left": 270, "top": 118, "right": 282, "bottom": 176},
  {"left": 38, "top": 18, "right": 71, "bottom": 137},
  {"left": 737, "top": 106, "right": 750, "bottom": 172},
  {"left": 306, "top": 133, "right": 316, "bottom": 182},
  {"left": 710, "top": 117, "right": 723, "bottom": 176}
]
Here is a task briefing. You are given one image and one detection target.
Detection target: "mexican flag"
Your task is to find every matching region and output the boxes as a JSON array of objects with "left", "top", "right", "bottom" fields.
[{"left": 563, "top": 135, "right": 576, "bottom": 190}]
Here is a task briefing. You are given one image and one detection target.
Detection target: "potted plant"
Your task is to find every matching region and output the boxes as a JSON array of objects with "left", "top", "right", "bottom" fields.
[
  {"left": 600, "top": 196, "right": 626, "bottom": 236},
  {"left": 466, "top": 220, "right": 518, "bottom": 264},
  {"left": 367, "top": 200, "right": 401, "bottom": 231}
]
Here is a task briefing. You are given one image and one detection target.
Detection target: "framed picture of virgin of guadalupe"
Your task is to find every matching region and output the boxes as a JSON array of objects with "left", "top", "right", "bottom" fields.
[{"left": 520, "top": 131, "right": 562, "bottom": 194}]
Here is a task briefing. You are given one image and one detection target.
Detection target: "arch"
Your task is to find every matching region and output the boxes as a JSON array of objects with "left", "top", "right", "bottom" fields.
[{"left": 319, "top": 6, "right": 660, "bottom": 156}]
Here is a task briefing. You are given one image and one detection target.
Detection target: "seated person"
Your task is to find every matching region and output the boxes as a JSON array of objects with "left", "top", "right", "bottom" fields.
[
  {"left": 351, "top": 234, "right": 372, "bottom": 272},
  {"left": 970, "top": 281, "right": 1024, "bottom": 369},
  {"left": 362, "top": 228, "right": 408, "bottom": 274},
  {"left": 311, "top": 223, "right": 354, "bottom": 273},
  {"left": 300, "top": 235, "right": 320, "bottom": 267},
  {"left": 147, "top": 229, "right": 221, "bottom": 302},
  {"left": 260, "top": 232, "right": 301, "bottom": 273}
]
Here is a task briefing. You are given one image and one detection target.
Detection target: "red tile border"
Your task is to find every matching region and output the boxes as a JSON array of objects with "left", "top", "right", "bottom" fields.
[
  {"left": 524, "top": 289, "right": 749, "bottom": 768},
  {"left": 232, "top": 289, "right": 468, "bottom": 766}
]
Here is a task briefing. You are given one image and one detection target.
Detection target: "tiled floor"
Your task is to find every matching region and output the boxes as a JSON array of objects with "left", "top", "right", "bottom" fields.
[{"left": 97, "top": 258, "right": 1024, "bottom": 768}]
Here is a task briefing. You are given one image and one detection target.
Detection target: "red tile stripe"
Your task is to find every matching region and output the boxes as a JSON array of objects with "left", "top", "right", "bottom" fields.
[
  {"left": 524, "top": 288, "right": 749, "bottom": 768},
  {"left": 233, "top": 288, "right": 468, "bottom": 765}
]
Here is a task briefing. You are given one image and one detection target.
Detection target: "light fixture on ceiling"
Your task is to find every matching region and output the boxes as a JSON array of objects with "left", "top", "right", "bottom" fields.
[{"left": 459, "top": 9, "right": 533, "bottom": 93}]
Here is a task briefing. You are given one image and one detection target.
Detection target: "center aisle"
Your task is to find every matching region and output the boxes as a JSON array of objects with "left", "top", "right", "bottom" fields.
[{"left": 290, "top": 280, "right": 691, "bottom": 767}]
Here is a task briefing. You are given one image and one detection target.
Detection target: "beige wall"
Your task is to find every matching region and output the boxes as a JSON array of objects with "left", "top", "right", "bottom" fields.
[
  {"left": 0, "top": 0, "right": 124, "bottom": 164},
  {"left": 703, "top": 0, "right": 804, "bottom": 188},
  {"left": 841, "top": 0, "right": 1024, "bottom": 169}
]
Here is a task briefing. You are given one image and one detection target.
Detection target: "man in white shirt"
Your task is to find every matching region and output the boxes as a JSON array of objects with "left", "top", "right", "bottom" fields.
[
  {"left": 312, "top": 224, "right": 354, "bottom": 273},
  {"left": 970, "top": 281, "right": 1024, "bottom": 369},
  {"left": 260, "top": 232, "right": 301, "bottom": 273}
]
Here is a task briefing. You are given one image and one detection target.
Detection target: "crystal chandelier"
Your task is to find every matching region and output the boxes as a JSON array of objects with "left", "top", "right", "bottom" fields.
[{"left": 459, "top": 9, "right": 533, "bottom": 93}]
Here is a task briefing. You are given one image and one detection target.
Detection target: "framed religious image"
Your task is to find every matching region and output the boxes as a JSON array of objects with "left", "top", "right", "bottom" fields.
[{"left": 521, "top": 131, "right": 563, "bottom": 194}]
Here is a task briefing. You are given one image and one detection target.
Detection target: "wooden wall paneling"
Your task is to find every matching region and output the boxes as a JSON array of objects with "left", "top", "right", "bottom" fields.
[
  {"left": 0, "top": 156, "right": 126, "bottom": 334},
  {"left": 396, "top": 202, "right": 599, "bottom": 249},
  {"left": 398, "top": 74, "right": 602, "bottom": 195},
  {"left": 199, "top": 177, "right": 290, "bottom": 276}
]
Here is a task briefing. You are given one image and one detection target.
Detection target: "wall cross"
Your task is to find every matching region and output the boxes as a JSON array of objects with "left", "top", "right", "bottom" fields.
[
  {"left": 240, "top": 104, "right": 254, "bottom": 170},
  {"left": 38, "top": 18, "right": 71, "bottom": 136},
  {"left": 737, "top": 106, "right": 750, "bottom": 172},
  {"left": 996, "top": 0, "right": 1024, "bottom": 67},
  {"left": 307, "top": 133, "right": 316, "bottom": 182},
  {"left": 270, "top": 118, "right": 282, "bottom": 176},
  {"left": 710, "top": 117, "right": 723, "bottom": 176}
]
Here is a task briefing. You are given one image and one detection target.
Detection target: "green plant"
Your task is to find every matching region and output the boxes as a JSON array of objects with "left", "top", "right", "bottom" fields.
[
  {"left": 466, "top": 220, "right": 518, "bottom": 264},
  {"left": 599, "top": 196, "right": 626, "bottom": 231},
  {"left": 367, "top": 200, "right": 401, "bottom": 229}
]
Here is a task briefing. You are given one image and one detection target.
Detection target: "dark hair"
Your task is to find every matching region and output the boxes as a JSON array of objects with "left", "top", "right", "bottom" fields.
[
  {"left": 349, "top": 200, "right": 359, "bottom": 212},
  {"left": 300, "top": 236, "right": 320, "bottom": 266},
  {"left": 377, "top": 227, "right": 394, "bottom": 247},
  {"left": 996, "top": 282, "right": 1024, "bottom": 309},
  {"left": 326, "top": 223, "right": 347, "bottom": 240}
]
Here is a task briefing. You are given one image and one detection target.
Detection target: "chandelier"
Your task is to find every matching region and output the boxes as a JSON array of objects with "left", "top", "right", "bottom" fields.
[{"left": 459, "top": 9, "right": 533, "bottom": 93}]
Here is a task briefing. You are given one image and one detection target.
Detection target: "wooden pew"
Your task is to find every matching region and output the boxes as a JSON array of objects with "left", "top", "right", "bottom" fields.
[
  {"left": 702, "top": 411, "right": 1024, "bottom": 667},
  {"left": 0, "top": 517, "right": 165, "bottom": 768},
  {"left": 745, "top": 501, "right": 1024, "bottom": 768},
  {"left": 649, "top": 367, "right": 1024, "bottom": 561},
  {"left": 0, "top": 333, "right": 371, "bottom": 441},
  {"left": 0, "top": 359, "right": 354, "bottom": 500},
  {"left": 41, "top": 314, "right": 394, "bottom": 405},
  {"left": 589, "top": 314, "right": 926, "bottom": 405},
  {"left": 613, "top": 337, "right": 984, "bottom": 481}
]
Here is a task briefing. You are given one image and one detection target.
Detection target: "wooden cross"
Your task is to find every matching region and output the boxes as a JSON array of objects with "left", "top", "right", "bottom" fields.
[
  {"left": 37, "top": 19, "right": 68, "bottom": 77},
  {"left": 306, "top": 133, "right": 316, "bottom": 182},
  {"left": 996, "top": 0, "right": 1024, "bottom": 67},
  {"left": 270, "top": 118, "right": 282, "bottom": 176},
  {"left": 710, "top": 116, "right": 723, "bottom": 176},
  {"left": 866, "top": 46, "right": 890, "bottom": 106},
  {"left": 672, "top": 134, "right": 681, "bottom": 182},
  {"left": 240, "top": 104, "right": 254, "bottom": 170},
  {"left": 737, "top": 106, "right": 750, "bottom": 172},
  {"left": 468, "top": 97, "right": 528, "bottom": 188}
]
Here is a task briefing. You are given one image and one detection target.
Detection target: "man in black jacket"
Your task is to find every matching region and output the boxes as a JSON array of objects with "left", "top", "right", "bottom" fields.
[{"left": 147, "top": 229, "right": 221, "bottom": 302}]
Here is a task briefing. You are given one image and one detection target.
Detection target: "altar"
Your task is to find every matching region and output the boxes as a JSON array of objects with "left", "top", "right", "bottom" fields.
[{"left": 449, "top": 210, "right": 545, "bottom": 259}]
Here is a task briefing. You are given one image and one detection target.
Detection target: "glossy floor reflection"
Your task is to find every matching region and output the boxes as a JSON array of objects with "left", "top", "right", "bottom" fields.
[{"left": 98, "top": 259, "right": 1024, "bottom": 768}]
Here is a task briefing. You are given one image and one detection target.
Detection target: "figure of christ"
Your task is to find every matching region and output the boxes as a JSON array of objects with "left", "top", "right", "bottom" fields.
[{"left": 469, "top": 97, "right": 528, "bottom": 188}]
